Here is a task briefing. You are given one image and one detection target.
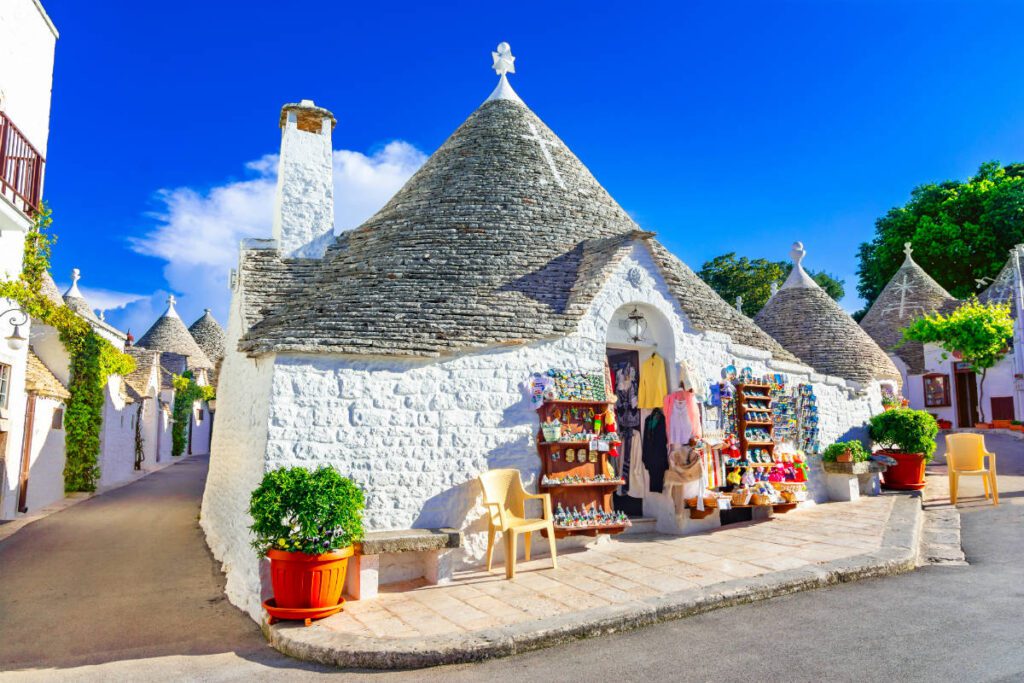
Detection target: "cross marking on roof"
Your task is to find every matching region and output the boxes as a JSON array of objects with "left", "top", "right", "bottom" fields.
[
  {"left": 882, "top": 273, "right": 916, "bottom": 319},
  {"left": 522, "top": 121, "right": 566, "bottom": 189}
]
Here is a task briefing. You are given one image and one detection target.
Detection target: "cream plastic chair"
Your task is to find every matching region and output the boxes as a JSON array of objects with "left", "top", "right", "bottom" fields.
[
  {"left": 945, "top": 434, "right": 998, "bottom": 506},
  {"left": 478, "top": 469, "right": 558, "bottom": 579}
]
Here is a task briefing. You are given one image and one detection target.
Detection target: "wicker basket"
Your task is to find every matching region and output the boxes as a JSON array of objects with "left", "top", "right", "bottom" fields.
[
  {"left": 731, "top": 489, "right": 752, "bottom": 506},
  {"left": 751, "top": 493, "right": 772, "bottom": 506}
]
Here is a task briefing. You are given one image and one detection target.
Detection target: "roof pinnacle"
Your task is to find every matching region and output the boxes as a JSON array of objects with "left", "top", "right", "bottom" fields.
[
  {"left": 65, "top": 268, "right": 83, "bottom": 297},
  {"left": 165, "top": 294, "right": 180, "bottom": 319},
  {"left": 485, "top": 42, "right": 523, "bottom": 104},
  {"left": 780, "top": 241, "right": 820, "bottom": 291},
  {"left": 903, "top": 241, "right": 915, "bottom": 264}
]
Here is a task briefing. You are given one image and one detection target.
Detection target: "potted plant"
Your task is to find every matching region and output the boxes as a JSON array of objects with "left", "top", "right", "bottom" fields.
[
  {"left": 1011, "top": 420, "right": 1024, "bottom": 433},
  {"left": 821, "top": 440, "right": 869, "bottom": 464},
  {"left": 869, "top": 409, "right": 938, "bottom": 490},
  {"left": 249, "top": 466, "right": 365, "bottom": 620},
  {"left": 936, "top": 418, "right": 953, "bottom": 430}
]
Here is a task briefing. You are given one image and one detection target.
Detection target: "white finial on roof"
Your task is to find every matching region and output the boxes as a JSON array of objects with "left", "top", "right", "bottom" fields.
[
  {"left": 770, "top": 281, "right": 779, "bottom": 296},
  {"left": 735, "top": 295, "right": 743, "bottom": 313},
  {"left": 98, "top": 310, "right": 105, "bottom": 321},
  {"left": 780, "top": 241, "right": 821, "bottom": 291},
  {"left": 486, "top": 42, "right": 524, "bottom": 104},
  {"left": 165, "top": 294, "right": 180, "bottom": 319},
  {"left": 65, "top": 268, "right": 83, "bottom": 297},
  {"left": 903, "top": 241, "right": 914, "bottom": 264},
  {"left": 492, "top": 42, "right": 515, "bottom": 76}
]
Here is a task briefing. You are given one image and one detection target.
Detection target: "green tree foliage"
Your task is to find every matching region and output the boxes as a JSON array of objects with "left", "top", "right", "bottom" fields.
[
  {"left": 249, "top": 466, "right": 366, "bottom": 557},
  {"left": 171, "top": 371, "right": 215, "bottom": 457},
  {"left": 902, "top": 299, "right": 1014, "bottom": 423},
  {"left": 0, "top": 206, "right": 136, "bottom": 491},
  {"left": 697, "top": 253, "right": 845, "bottom": 317},
  {"left": 857, "top": 161, "right": 1024, "bottom": 308}
]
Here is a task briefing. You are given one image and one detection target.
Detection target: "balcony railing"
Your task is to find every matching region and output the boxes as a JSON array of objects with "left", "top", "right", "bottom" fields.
[{"left": 0, "top": 111, "right": 45, "bottom": 217}]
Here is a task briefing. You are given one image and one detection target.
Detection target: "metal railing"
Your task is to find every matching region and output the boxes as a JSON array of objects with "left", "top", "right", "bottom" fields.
[{"left": 0, "top": 111, "right": 45, "bottom": 216}]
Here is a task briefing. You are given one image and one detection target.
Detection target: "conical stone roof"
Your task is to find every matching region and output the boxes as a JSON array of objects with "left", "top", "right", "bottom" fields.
[
  {"left": 239, "top": 65, "right": 797, "bottom": 363},
  {"left": 62, "top": 268, "right": 100, "bottom": 323},
  {"left": 859, "top": 243, "right": 958, "bottom": 374},
  {"left": 137, "top": 296, "right": 212, "bottom": 369},
  {"left": 189, "top": 309, "right": 226, "bottom": 365},
  {"left": 755, "top": 243, "right": 901, "bottom": 386}
]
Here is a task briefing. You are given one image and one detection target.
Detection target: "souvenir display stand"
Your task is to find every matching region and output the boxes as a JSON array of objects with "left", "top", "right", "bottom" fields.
[
  {"left": 685, "top": 372, "right": 811, "bottom": 519},
  {"left": 536, "top": 399, "right": 630, "bottom": 538}
]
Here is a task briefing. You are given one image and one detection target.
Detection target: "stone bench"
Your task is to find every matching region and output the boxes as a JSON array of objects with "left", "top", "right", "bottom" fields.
[
  {"left": 345, "top": 528, "right": 462, "bottom": 600},
  {"left": 822, "top": 461, "right": 887, "bottom": 501}
]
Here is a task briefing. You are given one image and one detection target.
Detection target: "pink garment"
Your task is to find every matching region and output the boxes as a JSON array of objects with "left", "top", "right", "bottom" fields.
[{"left": 664, "top": 390, "right": 702, "bottom": 445}]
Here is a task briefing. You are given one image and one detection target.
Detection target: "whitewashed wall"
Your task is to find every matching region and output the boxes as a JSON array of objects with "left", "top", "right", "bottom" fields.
[
  {"left": 0, "top": 326, "right": 29, "bottom": 521},
  {"left": 97, "top": 378, "right": 139, "bottom": 489},
  {"left": 203, "top": 239, "right": 885, "bottom": 621},
  {"left": 23, "top": 394, "right": 65, "bottom": 511},
  {"left": 0, "top": 0, "right": 57, "bottom": 157},
  {"left": 911, "top": 344, "right": 1018, "bottom": 425},
  {"left": 189, "top": 404, "right": 212, "bottom": 456}
]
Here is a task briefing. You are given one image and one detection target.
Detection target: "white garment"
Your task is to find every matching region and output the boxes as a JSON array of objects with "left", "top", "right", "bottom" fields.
[
  {"left": 668, "top": 396, "right": 692, "bottom": 445},
  {"left": 627, "top": 429, "right": 647, "bottom": 497}
]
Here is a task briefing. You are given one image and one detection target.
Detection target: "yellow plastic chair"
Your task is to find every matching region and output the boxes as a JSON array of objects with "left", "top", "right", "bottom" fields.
[
  {"left": 945, "top": 433, "right": 998, "bottom": 506},
  {"left": 478, "top": 469, "right": 558, "bottom": 579}
]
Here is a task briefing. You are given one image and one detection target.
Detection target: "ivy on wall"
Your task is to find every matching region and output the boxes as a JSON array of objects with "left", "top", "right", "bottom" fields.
[
  {"left": 0, "top": 206, "right": 136, "bottom": 491},
  {"left": 171, "top": 371, "right": 215, "bottom": 457}
]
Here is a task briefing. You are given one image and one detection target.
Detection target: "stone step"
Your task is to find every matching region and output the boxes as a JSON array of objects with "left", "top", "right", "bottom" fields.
[
  {"left": 918, "top": 506, "right": 967, "bottom": 566},
  {"left": 622, "top": 517, "right": 657, "bottom": 535}
]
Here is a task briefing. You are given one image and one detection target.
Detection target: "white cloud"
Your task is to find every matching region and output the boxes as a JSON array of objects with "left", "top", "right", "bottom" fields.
[{"left": 122, "top": 141, "right": 427, "bottom": 329}]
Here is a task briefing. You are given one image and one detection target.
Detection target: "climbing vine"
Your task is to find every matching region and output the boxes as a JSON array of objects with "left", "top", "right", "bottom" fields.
[
  {"left": 0, "top": 205, "right": 136, "bottom": 491},
  {"left": 171, "top": 371, "right": 215, "bottom": 456}
]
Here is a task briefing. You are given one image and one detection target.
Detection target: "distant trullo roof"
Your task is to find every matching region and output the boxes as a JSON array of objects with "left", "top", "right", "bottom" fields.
[
  {"left": 977, "top": 245, "right": 1024, "bottom": 310},
  {"left": 859, "top": 243, "right": 958, "bottom": 374},
  {"left": 237, "top": 45, "right": 798, "bottom": 363},
  {"left": 136, "top": 296, "right": 213, "bottom": 369},
  {"left": 188, "top": 309, "right": 226, "bottom": 365},
  {"left": 62, "top": 268, "right": 101, "bottom": 323},
  {"left": 755, "top": 242, "right": 901, "bottom": 385}
]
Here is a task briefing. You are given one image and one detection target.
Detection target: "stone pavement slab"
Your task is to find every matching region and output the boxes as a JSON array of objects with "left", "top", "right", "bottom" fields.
[{"left": 266, "top": 493, "right": 922, "bottom": 669}]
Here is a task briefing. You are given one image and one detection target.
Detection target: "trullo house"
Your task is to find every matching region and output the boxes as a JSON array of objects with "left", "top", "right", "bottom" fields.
[{"left": 202, "top": 44, "right": 890, "bottom": 620}]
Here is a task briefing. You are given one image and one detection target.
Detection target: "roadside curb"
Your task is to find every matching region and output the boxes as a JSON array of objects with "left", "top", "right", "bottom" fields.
[{"left": 266, "top": 492, "right": 923, "bottom": 670}]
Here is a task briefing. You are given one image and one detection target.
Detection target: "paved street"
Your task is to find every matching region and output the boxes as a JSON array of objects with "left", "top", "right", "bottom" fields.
[{"left": 2, "top": 436, "right": 1023, "bottom": 682}]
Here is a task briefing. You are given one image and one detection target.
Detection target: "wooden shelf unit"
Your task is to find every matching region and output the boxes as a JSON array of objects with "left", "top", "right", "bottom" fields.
[
  {"left": 736, "top": 383, "right": 775, "bottom": 460},
  {"left": 536, "top": 399, "right": 625, "bottom": 539}
]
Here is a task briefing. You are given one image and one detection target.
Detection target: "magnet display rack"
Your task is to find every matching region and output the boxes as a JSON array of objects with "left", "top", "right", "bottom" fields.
[
  {"left": 536, "top": 399, "right": 627, "bottom": 538},
  {"left": 736, "top": 383, "right": 775, "bottom": 460}
]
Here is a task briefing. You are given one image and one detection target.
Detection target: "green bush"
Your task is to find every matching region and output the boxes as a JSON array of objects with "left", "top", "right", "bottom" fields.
[
  {"left": 249, "top": 466, "right": 365, "bottom": 558},
  {"left": 821, "top": 440, "right": 870, "bottom": 463},
  {"left": 868, "top": 409, "right": 938, "bottom": 462}
]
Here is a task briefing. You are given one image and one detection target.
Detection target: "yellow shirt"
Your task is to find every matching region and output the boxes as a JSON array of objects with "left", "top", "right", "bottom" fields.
[{"left": 638, "top": 353, "right": 668, "bottom": 409}]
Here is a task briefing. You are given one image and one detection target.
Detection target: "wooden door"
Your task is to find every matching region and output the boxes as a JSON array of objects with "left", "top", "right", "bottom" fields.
[{"left": 954, "top": 368, "right": 979, "bottom": 428}]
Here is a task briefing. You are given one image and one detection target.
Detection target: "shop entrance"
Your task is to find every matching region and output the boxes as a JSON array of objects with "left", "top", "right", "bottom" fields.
[
  {"left": 954, "top": 363, "right": 979, "bottom": 428},
  {"left": 607, "top": 348, "right": 643, "bottom": 516}
]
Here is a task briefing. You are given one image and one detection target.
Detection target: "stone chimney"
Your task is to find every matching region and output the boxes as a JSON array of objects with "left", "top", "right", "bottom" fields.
[{"left": 271, "top": 100, "right": 337, "bottom": 258}]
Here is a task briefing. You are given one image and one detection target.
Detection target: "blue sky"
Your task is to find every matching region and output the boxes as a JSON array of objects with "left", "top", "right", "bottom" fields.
[{"left": 39, "top": 0, "right": 1024, "bottom": 334}]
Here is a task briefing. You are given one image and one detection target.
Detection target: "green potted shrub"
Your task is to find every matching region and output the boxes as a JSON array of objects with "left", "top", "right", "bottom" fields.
[
  {"left": 869, "top": 409, "right": 938, "bottom": 490},
  {"left": 249, "top": 466, "right": 365, "bottom": 619},
  {"left": 821, "top": 440, "right": 869, "bottom": 464}
]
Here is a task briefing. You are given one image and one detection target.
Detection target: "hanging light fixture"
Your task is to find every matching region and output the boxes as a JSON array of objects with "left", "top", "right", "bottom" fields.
[
  {"left": 626, "top": 306, "right": 647, "bottom": 343},
  {"left": 3, "top": 308, "right": 29, "bottom": 351}
]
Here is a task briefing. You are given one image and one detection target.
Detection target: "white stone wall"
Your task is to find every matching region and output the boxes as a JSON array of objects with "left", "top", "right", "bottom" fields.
[
  {"left": 97, "top": 378, "right": 139, "bottom": 489},
  {"left": 911, "top": 343, "right": 1018, "bottom": 425},
  {"left": 188, "top": 404, "right": 212, "bottom": 456},
  {"left": 204, "top": 239, "right": 885, "bottom": 622},
  {"left": 200, "top": 277, "right": 277, "bottom": 620},
  {"left": 23, "top": 394, "right": 65, "bottom": 512},
  {"left": 0, "top": 317, "right": 29, "bottom": 520},
  {"left": 271, "top": 111, "right": 335, "bottom": 259}
]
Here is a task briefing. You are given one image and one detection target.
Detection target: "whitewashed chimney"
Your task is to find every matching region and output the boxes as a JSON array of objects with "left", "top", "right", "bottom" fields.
[{"left": 271, "top": 100, "right": 337, "bottom": 258}]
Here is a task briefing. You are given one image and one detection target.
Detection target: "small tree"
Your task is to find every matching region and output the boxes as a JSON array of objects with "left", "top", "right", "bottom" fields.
[{"left": 902, "top": 299, "right": 1014, "bottom": 423}]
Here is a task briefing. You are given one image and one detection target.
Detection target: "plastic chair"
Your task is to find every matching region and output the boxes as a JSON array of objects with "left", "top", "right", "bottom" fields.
[
  {"left": 945, "top": 434, "right": 998, "bottom": 506},
  {"left": 478, "top": 469, "right": 557, "bottom": 579}
]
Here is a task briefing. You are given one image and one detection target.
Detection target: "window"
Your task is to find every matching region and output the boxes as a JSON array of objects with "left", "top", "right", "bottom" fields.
[
  {"left": 51, "top": 407, "right": 64, "bottom": 430},
  {"left": 0, "top": 363, "right": 10, "bottom": 408},
  {"left": 923, "top": 374, "right": 951, "bottom": 407}
]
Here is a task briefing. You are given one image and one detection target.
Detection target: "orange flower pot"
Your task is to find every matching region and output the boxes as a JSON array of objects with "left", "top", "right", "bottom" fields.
[
  {"left": 975, "top": 423, "right": 991, "bottom": 430},
  {"left": 879, "top": 450, "right": 927, "bottom": 490},
  {"left": 992, "top": 420, "right": 1012, "bottom": 430},
  {"left": 267, "top": 546, "right": 353, "bottom": 610}
]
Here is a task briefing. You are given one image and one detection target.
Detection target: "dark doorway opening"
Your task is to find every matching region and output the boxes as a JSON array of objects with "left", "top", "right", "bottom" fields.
[{"left": 954, "top": 363, "right": 979, "bottom": 428}]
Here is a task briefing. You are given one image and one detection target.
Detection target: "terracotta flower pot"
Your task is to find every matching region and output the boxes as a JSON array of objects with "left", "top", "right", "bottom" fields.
[
  {"left": 1011, "top": 424, "right": 1024, "bottom": 432},
  {"left": 992, "top": 419, "right": 1012, "bottom": 430},
  {"left": 975, "top": 423, "right": 991, "bottom": 430},
  {"left": 837, "top": 451, "right": 854, "bottom": 463},
  {"left": 880, "top": 450, "right": 927, "bottom": 490},
  {"left": 267, "top": 546, "right": 353, "bottom": 609}
]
